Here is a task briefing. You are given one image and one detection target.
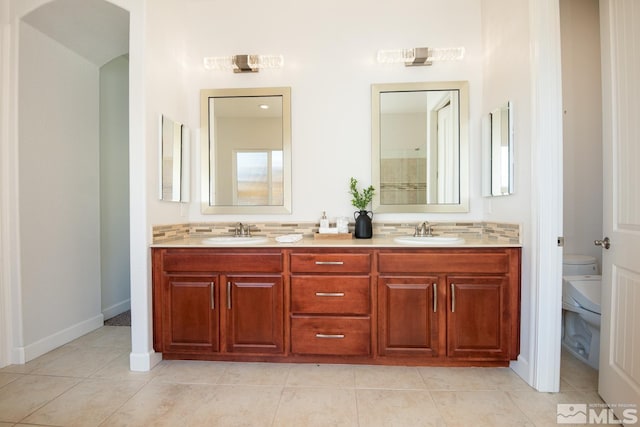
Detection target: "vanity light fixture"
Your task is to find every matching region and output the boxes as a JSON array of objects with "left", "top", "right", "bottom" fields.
[
  {"left": 376, "top": 47, "right": 465, "bottom": 66},
  {"left": 203, "top": 54, "right": 284, "bottom": 73}
]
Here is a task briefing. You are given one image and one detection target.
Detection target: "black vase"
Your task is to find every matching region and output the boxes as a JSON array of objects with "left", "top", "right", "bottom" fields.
[{"left": 354, "top": 210, "right": 373, "bottom": 239}]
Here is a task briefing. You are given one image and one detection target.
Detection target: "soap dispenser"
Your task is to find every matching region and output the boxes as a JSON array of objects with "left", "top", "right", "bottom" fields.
[{"left": 320, "top": 211, "right": 329, "bottom": 229}]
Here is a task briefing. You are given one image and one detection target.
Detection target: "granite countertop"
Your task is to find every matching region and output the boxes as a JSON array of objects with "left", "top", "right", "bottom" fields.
[{"left": 151, "top": 235, "right": 521, "bottom": 249}]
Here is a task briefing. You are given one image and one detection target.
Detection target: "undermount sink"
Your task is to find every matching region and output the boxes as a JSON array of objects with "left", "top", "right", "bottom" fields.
[
  {"left": 202, "top": 236, "right": 269, "bottom": 245},
  {"left": 393, "top": 235, "right": 465, "bottom": 245}
]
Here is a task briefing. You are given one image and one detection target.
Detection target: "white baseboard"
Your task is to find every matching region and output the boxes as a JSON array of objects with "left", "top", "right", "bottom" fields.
[
  {"left": 510, "top": 354, "right": 533, "bottom": 388},
  {"left": 102, "top": 299, "right": 131, "bottom": 320},
  {"left": 17, "top": 314, "right": 104, "bottom": 363},
  {"left": 129, "top": 350, "right": 162, "bottom": 372}
]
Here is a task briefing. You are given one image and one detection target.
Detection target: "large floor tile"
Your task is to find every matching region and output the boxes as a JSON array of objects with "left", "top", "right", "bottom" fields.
[
  {"left": 273, "top": 387, "right": 358, "bottom": 427},
  {"left": 0, "top": 375, "right": 79, "bottom": 423},
  {"left": 100, "top": 381, "right": 211, "bottom": 427},
  {"left": 418, "top": 366, "right": 501, "bottom": 391},
  {"left": 354, "top": 365, "right": 427, "bottom": 389},
  {"left": 150, "top": 360, "right": 229, "bottom": 385},
  {"left": 508, "top": 389, "right": 606, "bottom": 427},
  {"left": 560, "top": 352, "right": 599, "bottom": 391},
  {"left": 22, "top": 378, "right": 146, "bottom": 427},
  {"left": 102, "top": 381, "right": 282, "bottom": 427},
  {"left": 68, "top": 326, "right": 132, "bottom": 350},
  {"left": 217, "top": 362, "right": 292, "bottom": 386},
  {"left": 0, "top": 345, "right": 78, "bottom": 375},
  {"left": 183, "top": 384, "right": 283, "bottom": 427},
  {"left": 0, "top": 372, "right": 21, "bottom": 388},
  {"left": 90, "top": 354, "right": 159, "bottom": 382},
  {"left": 286, "top": 363, "right": 355, "bottom": 388},
  {"left": 356, "top": 388, "right": 446, "bottom": 426},
  {"left": 30, "top": 347, "right": 126, "bottom": 378},
  {"left": 431, "top": 390, "right": 534, "bottom": 426}
]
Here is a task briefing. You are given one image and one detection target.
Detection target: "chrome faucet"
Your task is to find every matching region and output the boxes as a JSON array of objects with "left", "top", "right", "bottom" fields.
[
  {"left": 234, "top": 222, "right": 251, "bottom": 237},
  {"left": 414, "top": 221, "right": 433, "bottom": 237}
]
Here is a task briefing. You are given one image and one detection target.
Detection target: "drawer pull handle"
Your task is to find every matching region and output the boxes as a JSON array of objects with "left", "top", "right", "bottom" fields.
[
  {"left": 433, "top": 283, "right": 437, "bottom": 313},
  {"left": 316, "top": 333, "right": 345, "bottom": 339},
  {"left": 227, "top": 281, "right": 232, "bottom": 309},
  {"left": 451, "top": 283, "right": 455, "bottom": 313},
  {"left": 315, "top": 261, "right": 344, "bottom": 265},
  {"left": 315, "top": 292, "right": 345, "bottom": 297}
]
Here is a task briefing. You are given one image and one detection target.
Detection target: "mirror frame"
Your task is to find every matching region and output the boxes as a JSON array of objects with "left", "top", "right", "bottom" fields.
[
  {"left": 159, "top": 114, "right": 189, "bottom": 202},
  {"left": 200, "top": 87, "right": 292, "bottom": 214},
  {"left": 371, "top": 81, "right": 469, "bottom": 213}
]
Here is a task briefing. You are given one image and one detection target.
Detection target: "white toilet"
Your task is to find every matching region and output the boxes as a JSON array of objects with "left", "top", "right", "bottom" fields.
[{"left": 562, "top": 254, "right": 602, "bottom": 370}]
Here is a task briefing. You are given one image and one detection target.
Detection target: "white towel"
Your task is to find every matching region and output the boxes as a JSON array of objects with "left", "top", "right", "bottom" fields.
[{"left": 275, "top": 234, "right": 303, "bottom": 243}]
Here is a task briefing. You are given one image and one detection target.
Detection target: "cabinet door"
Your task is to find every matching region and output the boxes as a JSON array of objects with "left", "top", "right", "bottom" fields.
[
  {"left": 447, "top": 276, "right": 510, "bottom": 359},
  {"left": 378, "top": 276, "right": 441, "bottom": 357},
  {"left": 224, "top": 275, "right": 284, "bottom": 354},
  {"left": 162, "top": 275, "right": 219, "bottom": 353}
]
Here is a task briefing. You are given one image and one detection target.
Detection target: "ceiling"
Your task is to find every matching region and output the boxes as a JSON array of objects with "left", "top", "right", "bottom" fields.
[{"left": 22, "top": 0, "right": 129, "bottom": 66}]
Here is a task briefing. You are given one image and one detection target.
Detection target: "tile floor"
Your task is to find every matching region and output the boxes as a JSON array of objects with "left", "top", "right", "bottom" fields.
[{"left": 0, "top": 326, "right": 603, "bottom": 426}]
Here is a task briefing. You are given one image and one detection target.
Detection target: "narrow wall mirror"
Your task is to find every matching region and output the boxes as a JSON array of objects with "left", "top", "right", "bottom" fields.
[
  {"left": 159, "top": 115, "right": 188, "bottom": 202},
  {"left": 483, "top": 101, "right": 513, "bottom": 196},
  {"left": 200, "top": 87, "right": 291, "bottom": 214},
  {"left": 371, "top": 81, "right": 469, "bottom": 213}
]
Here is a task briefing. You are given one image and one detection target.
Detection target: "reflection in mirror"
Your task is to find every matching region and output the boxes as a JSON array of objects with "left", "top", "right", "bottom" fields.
[
  {"left": 159, "top": 115, "right": 186, "bottom": 202},
  {"left": 483, "top": 102, "right": 513, "bottom": 196},
  {"left": 200, "top": 87, "right": 291, "bottom": 214},
  {"left": 372, "top": 81, "right": 469, "bottom": 213}
]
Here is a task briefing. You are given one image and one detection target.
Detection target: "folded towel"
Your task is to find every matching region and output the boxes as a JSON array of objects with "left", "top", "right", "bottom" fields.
[
  {"left": 275, "top": 234, "right": 303, "bottom": 243},
  {"left": 318, "top": 227, "right": 339, "bottom": 234}
]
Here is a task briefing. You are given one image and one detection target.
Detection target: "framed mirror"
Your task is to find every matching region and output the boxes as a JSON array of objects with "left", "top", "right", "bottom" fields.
[
  {"left": 483, "top": 101, "right": 513, "bottom": 196},
  {"left": 200, "top": 87, "right": 292, "bottom": 214},
  {"left": 371, "top": 81, "right": 469, "bottom": 213},
  {"left": 159, "top": 115, "right": 188, "bottom": 202}
]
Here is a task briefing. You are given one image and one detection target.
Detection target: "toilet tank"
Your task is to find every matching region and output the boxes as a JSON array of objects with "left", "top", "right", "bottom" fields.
[{"left": 563, "top": 254, "right": 599, "bottom": 275}]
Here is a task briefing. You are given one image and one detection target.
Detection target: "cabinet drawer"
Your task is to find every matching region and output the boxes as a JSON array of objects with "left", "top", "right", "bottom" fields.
[
  {"left": 291, "top": 276, "right": 370, "bottom": 315},
  {"left": 290, "top": 253, "right": 371, "bottom": 273},
  {"left": 162, "top": 250, "right": 282, "bottom": 273},
  {"left": 291, "top": 316, "right": 371, "bottom": 355},
  {"left": 378, "top": 251, "right": 510, "bottom": 274}
]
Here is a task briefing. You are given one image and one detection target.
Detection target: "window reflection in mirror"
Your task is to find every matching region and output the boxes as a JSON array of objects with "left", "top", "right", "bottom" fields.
[
  {"left": 372, "top": 81, "right": 469, "bottom": 213},
  {"left": 159, "top": 115, "right": 187, "bottom": 202},
  {"left": 200, "top": 87, "right": 291, "bottom": 214}
]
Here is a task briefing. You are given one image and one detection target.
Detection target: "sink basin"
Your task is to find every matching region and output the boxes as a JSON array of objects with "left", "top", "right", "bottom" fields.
[
  {"left": 393, "top": 236, "right": 465, "bottom": 245},
  {"left": 203, "top": 236, "right": 269, "bottom": 245}
]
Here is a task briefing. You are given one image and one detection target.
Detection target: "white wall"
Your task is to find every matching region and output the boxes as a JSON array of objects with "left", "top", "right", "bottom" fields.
[
  {"left": 100, "top": 54, "right": 130, "bottom": 319},
  {"left": 180, "top": 0, "right": 483, "bottom": 224},
  {"left": 480, "top": 0, "right": 535, "bottom": 382},
  {"left": 560, "top": 0, "right": 603, "bottom": 267},
  {"left": 18, "top": 22, "right": 102, "bottom": 359}
]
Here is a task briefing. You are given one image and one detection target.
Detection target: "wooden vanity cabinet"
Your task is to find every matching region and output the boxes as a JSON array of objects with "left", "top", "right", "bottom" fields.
[
  {"left": 377, "top": 248, "right": 520, "bottom": 363},
  {"left": 377, "top": 275, "right": 442, "bottom": 357},
  {"left": 152, "top": 245, "right": 520, "bottom": 365},
  {"left": 289, "top": 250, "right": 372, "bottom": 356},
  {"left": 152, "top": 248, "right": 284, "bottom": 358}
]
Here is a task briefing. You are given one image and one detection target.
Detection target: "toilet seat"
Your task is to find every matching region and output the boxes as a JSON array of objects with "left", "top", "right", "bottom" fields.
[{"left": 562, "top": 275, "right": 601, "bottom": 314}]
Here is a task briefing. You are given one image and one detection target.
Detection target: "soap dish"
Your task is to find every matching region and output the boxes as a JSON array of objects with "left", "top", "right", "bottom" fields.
[{"left": 314, "top": 232, "right": 352, "bottom": 240}]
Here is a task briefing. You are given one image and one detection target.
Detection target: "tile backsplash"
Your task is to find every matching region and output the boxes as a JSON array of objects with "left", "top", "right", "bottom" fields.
[{"left": 152, "top": 221, "right": 521, "bottom": 244}]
